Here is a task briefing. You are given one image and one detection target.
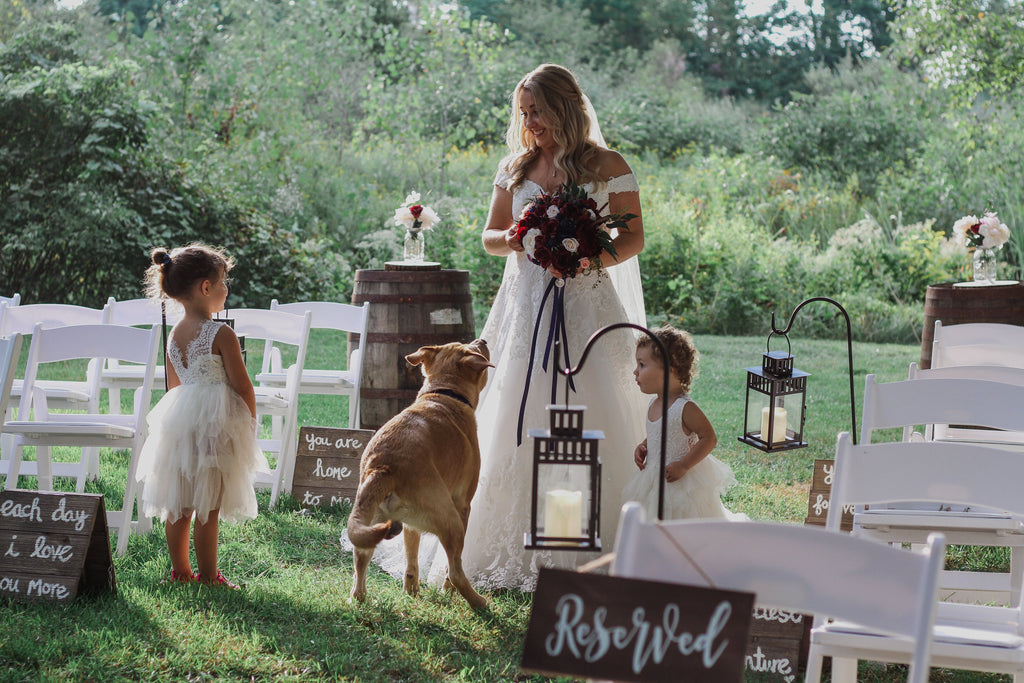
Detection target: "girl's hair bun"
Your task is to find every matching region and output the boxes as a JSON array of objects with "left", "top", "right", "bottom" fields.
[{"left": 152, "top": 249, "right": 171, "bottom": 267}]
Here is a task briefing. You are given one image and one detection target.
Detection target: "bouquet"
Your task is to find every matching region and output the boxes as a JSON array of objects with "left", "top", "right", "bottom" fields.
[
  {"left": 952, "top": 211, "right": 1011, "bottom": 250},
  {"left": 510, "top": 183, "right": 634, "bottom": 278},
  {"left": 393, "top": 192, "right": 440, "bottom": 233}
]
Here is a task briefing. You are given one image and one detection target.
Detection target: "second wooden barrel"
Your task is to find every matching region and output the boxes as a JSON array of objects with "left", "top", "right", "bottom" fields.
[
  {"left": 352, "top": 267, "right": 476, "bottom": 430},
  {"left": 920, "top": 281, "right": 1024, "bottom": 368}
]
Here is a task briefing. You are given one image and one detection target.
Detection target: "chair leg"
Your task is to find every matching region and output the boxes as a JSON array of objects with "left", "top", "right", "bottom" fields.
[
  {"left": 37, "top": 445, "right": 53, "bottom": 491},
  {"left": 109, "top": 387, "right": 122, "bottom": 415},
  {"left": 804, "top": 646, "right": 824, "bottom": 683},
  {"left": 117, "top": 446, "right": 145, "bottom": 556},
  {"left": 4, "top": 443, "right": 24, "bottom": 490},
  {"left": 831, "top": 656, "right": 858, "bottom": 683}
]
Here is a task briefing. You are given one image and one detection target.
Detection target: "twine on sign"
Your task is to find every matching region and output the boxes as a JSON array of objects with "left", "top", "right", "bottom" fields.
[
  {"left": 577, "top": 553, "right": 615, "bottom": 574},
  {"left": 656, "top": 523, "right": 717, "bottom": 589}
]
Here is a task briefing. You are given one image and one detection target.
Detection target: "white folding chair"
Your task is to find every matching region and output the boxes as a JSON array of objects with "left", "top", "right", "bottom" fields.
[
  {"left": 255, "top": 300, "right": 369, "bottom": 429},
  {"left": 2, "top": 323, "right": 160, "bottom": 555},
  {"left": 932, "top": 320, "right": 1024, "bottom": 370},
  {"left": 0, "top": 293, "right": 20, "bottom": 307},
  {"left": 0, "top": 334, "right": 23, "bottom": 423},
  {"left": 228, "top": 308, "right": 311, "bottom": 506},
  {"left": 810, "top": 433, "right": 1024, "bottom": 682},
  {"left": 611, "top": 503, "right": 944, "bottom": 683},
  {"left": 101, "top": 297, "right": 184, "bottom": 414},
  {"left": 0, "top": 302, "right": 111, "bottom": 488},
  {"left": 860, "top": 372, "right": 1024, "bottom": 606}
]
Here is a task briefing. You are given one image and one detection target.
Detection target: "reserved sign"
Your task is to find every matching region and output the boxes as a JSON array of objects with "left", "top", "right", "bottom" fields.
[
  {"left": 0, "top": 491, "right": 115, "bottom": 603},
  {"left": 291, "top": 426, "right": 374, "bottom": 509},
  {"left": 521, "top": 568, "right": 754, "bottom": 682}
]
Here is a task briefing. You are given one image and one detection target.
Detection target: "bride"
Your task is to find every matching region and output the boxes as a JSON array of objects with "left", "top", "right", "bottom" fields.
[{"left": 343, "top": 63, "right": 647, "bottom": 593}]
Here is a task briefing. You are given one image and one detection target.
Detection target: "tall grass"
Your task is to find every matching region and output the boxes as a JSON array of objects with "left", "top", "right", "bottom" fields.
[{"left": 0, "top": 331, "right": 1009, "bottom": 682}]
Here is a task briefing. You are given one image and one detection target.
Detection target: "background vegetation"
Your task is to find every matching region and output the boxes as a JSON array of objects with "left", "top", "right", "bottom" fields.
[{"left": 2, "top": 0, "right": 1023, "bottom": 344}]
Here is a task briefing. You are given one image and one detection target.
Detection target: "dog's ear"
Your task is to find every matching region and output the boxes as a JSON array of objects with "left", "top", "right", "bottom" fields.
[
  {"left": 406, "top": 345, "right": 439, "bottom": 367},
  {"left": 462, "top": 351, "right": 494, "bottom": 374}
]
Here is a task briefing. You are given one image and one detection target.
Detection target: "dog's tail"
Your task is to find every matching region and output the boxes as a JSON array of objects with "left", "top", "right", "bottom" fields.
[{"left": 347, "top": 468, "right": 403, "bottom": 548}]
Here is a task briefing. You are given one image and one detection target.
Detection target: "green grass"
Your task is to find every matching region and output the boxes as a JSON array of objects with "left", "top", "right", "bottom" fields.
[{"left": 0, "top": 333, "right": 1011, "bottom": 682}]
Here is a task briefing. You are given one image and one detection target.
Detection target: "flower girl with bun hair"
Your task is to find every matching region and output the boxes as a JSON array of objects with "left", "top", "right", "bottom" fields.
[{"left": 137, "top": 243, "right": 269, "bottom": 587}]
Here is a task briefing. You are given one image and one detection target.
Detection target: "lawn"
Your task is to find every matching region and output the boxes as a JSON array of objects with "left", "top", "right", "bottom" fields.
[{"left": 0, "top": 331, "right": 1010, "bottom": 682}]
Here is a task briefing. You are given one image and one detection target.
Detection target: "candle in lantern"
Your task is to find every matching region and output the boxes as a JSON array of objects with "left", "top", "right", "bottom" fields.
[
  {"left": 761, "top": 406, "right": 788, "bottom": 444},
  {"left": 544, "top": 489, "right": 582, "bottom": 539}
]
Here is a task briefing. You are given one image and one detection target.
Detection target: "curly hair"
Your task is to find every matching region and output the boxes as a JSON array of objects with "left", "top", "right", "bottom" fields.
[
  {"left": 143, "top": 243, "right": 234, "bottom": 302},
  {"left": 501, "top": 63, "right": 603, "bottom": 192},
  {"left": 637, "top": 325, "right": 699, "bottom": 394}
]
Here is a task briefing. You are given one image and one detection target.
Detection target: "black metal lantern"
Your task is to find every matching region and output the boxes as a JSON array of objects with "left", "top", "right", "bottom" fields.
[
  {"left": 525, "top": 404, "right": 603, "bottom": 551},
  {"left": 739, "top": 342, "right": 809, "bottom": 452},
  {"left": 739, "top": 296, "right": 858, "bottom": 453}
]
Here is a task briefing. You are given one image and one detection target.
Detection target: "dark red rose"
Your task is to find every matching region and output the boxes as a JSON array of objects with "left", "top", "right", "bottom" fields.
[{"left": 410, "top": 205, "right": 424, "bottom": 218}]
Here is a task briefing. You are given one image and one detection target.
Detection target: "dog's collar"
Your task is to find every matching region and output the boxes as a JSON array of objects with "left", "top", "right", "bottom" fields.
[{"left": 425, "top": 388, "right": 474, "bottom": 408}]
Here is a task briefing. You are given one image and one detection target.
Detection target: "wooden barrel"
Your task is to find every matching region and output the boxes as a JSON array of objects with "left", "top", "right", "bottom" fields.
[
  {"left": 920, "top": 282, "right": 1024, "bottom": 368},
  {"left": 352, "top": 267, "right": 476, "bottom": 430}
]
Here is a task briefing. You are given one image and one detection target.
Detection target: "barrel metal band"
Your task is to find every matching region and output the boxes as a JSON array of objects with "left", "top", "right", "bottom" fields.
[{"left": 353, "top": 293, "right": 472, "bottom": 304}]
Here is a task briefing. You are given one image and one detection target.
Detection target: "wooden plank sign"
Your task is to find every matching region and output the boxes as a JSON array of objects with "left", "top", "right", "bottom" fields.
[
  {"left": 291, "top": 426, "right": 374, "bottom": 509},
  {"left": 804, "top": 459, "right": 854, "bottom": 531},
  {"left": 0, "top": 490, "right": 115, "bottom": 603},
  {"left": 521, "top": 568, "right": 754, "bottom": 683},
  {"left": 744, "top": 607, "right": 807, "bottom": 682}
]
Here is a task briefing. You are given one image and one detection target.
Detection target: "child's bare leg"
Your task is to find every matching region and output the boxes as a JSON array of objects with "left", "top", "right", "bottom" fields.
[
  {"left": 166, "top": 511, "right": 195, "bottom": 579},
  {"left": 194, "top": 509, "right": 220, "bottom": 583}
]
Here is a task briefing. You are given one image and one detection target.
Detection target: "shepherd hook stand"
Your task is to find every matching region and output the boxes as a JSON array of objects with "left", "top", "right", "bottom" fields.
[
  {"left": 770, "top": 296, "right": 857, "bottom": 444},
  {"left": 556, "top": 323, "right": 672, "bottom": 520}
]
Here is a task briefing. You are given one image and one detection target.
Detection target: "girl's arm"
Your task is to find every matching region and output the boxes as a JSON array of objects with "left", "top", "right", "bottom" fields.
[
  {"left": 634, "top": 438, "right": 648, "bottom": 470},
  {"left": 665, "top": 401, "right": 718, "bottom": 483},
  {"left": 482, "top": 184, "right": 518, "bottom": 256},
  {"left": 213, "top": 324, "right": 257, "bottom": 418}
]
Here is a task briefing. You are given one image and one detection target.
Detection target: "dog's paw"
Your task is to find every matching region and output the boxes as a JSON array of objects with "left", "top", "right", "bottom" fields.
[{"left": 403, "top": 574, "right": 420, "bottom": 597}]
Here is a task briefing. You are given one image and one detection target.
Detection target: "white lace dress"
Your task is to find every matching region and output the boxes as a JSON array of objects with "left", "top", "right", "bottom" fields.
[
  {"left": 621, "top": 396, "right": 743, "bottom": 521},
  {"left": 136, "top": 319, "right": 269, "bottom": 524},
  {"left": 345, "top": 170, "right": 649, "bottom": 592}
]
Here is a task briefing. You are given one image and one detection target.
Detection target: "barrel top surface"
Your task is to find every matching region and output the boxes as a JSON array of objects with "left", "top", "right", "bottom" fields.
[
  {"left": 927, "top": 281, "right": 1024, "bottom": 293},
  {"left": 355, "top": 268, "right": 470, "bottom": 283}
]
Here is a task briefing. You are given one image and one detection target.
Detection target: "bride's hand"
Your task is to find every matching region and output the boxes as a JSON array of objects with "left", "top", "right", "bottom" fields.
[{"left": 505, "top": 227, "right": 524, "bottom": 252}]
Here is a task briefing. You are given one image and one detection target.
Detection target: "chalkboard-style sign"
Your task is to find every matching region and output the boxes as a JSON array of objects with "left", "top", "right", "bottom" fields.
[
  {"left": 744, "top": 607, "right": 806, "bottom": 682},
  {"left": 521, "top": 567, "right": 754, "bottom": 683},
  {"left": 291, "top": 426, "right": 375, "bottom": 509},
  {"left": 0, "top": 491, "right": 115, "bottom": 603},
  {"left": 804, "top": 459, "right": 854, "bottom": 531}
]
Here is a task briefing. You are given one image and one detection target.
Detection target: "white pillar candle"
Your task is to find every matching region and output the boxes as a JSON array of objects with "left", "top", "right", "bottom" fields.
[
  {"left": 761, "top": 406, "right": 788, "bottom": 444},
  {"left": 544, "top": 489, "right": 583, "bottom": 538}
]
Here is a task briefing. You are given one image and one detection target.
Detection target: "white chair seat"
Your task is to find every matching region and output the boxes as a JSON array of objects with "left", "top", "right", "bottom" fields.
[
  {"left": 4, "top": 420, "right": 136, "bottom": 439},
  {"left": 856, "top": 509, "right": 1024, "bottom": 534},
  {"left": 255, "top": 368, "right": 356, "bottom": 392},
  {"left": 10, "top": 379, "right": 93, "bottom": 404},
  {"left": 254, "top": 390, "right": 289, "bottom": 411},
  {"left": 101, "top": 364, "right": 166, "bottom": 384}
]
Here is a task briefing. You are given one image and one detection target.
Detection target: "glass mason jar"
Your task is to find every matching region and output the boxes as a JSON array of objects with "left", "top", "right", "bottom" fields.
[
  {"left": 972, "top": 247, "right": 998, "bottom": 283},
  {"left": 403, "top": 228, "right": 424, "bottom": 263}
]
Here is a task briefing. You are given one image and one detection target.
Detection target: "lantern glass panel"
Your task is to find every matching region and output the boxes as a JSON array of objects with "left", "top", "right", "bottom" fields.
[{"left": 539, "top": 464, "right": 590, "bottom": 540}]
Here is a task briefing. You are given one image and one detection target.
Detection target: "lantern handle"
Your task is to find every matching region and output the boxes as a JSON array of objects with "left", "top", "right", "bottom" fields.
[
  {"left": 562, "top": 323, "right": 671, "bottom": 521},
  {"left": 765, "top": 330, "right": 792, "bottom": 357},
  {"left": 769, "top": 296, "right": 857, "bottom": 444}
]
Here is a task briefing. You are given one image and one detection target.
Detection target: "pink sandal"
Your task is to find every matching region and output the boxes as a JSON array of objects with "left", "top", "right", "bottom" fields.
[
  {"left": 196, "top": 572, "right": 239, "bottom": 589},
  {"left": 165, "top": 570, "right": 196, "bottom": 583}
]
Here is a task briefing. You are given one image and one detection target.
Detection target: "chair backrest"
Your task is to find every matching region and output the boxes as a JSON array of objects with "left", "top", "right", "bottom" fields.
[
  {"left": 860, "top": 373, "right": 1024, "bottom": 444},
  {"left": 104, "top": 297, "right": 183, "bottom": 327},
  {"left": 0, "top": 334, "right": 23, "bottom": 419},
  {"left": 0, "top": 294, "right": 20, "bottom": 307},
  {"left": 832, "top": 432, "right": 1024, "bottom": 530},
  {"left": 17, "top": 323, "right": 160, "bottom": 422},
  {"left": 612, "top": 502, "right": 944, "bottom": 678},
  {"left": 0, "top": 302, "right": 109, "bottom": 336},
  {"left": 267, "top": 299, "right": 369, "bottom": 367},
  {"left": 932, "top": 320, "right": 1024, "bottom": 370},
  {"left": 227, "top": 308, "right": 312, "bottom": 386}
]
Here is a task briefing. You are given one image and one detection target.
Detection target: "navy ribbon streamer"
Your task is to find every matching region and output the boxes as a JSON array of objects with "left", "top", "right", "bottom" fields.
[{"left": 516, "top": 276, "right": 576, "bottom": 445}]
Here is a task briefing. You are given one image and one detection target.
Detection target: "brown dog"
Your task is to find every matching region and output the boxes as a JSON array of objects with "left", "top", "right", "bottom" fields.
[{"left": 347, "top": 338, "right": 491, "bottom": 609}]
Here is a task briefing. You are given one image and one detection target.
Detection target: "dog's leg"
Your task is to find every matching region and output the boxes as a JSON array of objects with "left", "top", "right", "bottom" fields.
[
  {"left": 351, "top": 547, "right": 373, "bottom": 603},
  {"left": 402, "top": 527, "right": 422, "bottom": 597},
  {"left": 435, "top": 519, "right": 488, "bottom": 610}
]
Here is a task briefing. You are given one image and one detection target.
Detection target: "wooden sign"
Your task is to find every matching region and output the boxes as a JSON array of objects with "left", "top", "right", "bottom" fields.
[
  {"left": 744, "top": 607, "right": 807, "bottom": 682},
  {"left": 804, "top": 459, "right": 854, "bottom": 531},
  {"left": 0, "top": 491, "right": 115, "bottom": 603},
  {"left": 521, "top": 568, "right": 754, "bottom": 683},
  {"left": 291, "top": 426, "right": 374, "bottom": 509}
]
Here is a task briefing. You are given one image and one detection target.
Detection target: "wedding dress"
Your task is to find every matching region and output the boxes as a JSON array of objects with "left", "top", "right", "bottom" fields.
[{"left": 341, "top": 169, "right": 648, "bottom": 592}]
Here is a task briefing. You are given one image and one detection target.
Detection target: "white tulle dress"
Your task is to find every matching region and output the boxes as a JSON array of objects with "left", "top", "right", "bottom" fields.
[
  {"left": 341, "top": 169, "right": 648, "bottom": 592},
  {"left": 621, "top": 396, "right": 743, "bottom": 521},
  {"left": 135, "top": 318, "right": 269, "bottom": 524}
]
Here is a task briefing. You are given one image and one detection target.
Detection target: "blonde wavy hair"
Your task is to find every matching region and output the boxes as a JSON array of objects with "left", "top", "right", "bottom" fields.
[
  {"left": 501, "top": 64, "right": 603, "bottom": 193},
  {"left": 637, "top": 325, "right": 699, "bottom": 395}
]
